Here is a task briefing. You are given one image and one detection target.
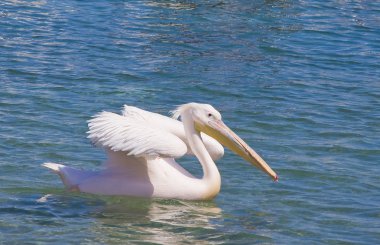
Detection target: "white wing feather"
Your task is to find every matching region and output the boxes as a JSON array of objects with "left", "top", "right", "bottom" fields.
[
  {"left": 87, "top": 111, "right": 188, "bottom": 159},
  {"left": 122, "top": 105, "right": 225, "bottom": 160}
]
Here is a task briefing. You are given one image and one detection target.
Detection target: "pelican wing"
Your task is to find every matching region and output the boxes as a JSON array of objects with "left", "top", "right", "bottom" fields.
[
  {"left": 87, "top": 111, "right": 188, "bottom": 159},
  {"left": 122, "top": 105, "right": 225, "bottom": 160}
]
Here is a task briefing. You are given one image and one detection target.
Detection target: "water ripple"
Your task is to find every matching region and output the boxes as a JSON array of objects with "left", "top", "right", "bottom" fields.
[{"left": 1, "top": 0, "right": 380, "bottom": 244}]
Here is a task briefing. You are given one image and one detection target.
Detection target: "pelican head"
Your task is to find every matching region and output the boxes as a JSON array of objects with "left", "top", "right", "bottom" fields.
[{"left": 174, "top": 103, "right": 278, "bottom": 181}]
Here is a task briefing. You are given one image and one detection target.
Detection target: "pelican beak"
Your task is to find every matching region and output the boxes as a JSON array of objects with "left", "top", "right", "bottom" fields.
[{"left": 196, "top": 119, "right": 278, "bottom": 181}]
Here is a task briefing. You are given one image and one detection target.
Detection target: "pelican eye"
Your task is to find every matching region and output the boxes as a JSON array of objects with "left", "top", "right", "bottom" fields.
[{"left": 208, "top": 113, "right": 212, "bottom": 117}]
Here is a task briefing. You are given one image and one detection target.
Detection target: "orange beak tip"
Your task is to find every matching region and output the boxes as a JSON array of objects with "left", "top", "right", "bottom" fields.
[{"left": 274, "top": 175, "right": 279, "bottom": 182}]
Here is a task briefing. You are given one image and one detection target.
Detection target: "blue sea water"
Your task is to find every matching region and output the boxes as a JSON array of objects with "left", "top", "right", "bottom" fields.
[{"left": 1, "top": 0, "right": 379, "bottom": 244}]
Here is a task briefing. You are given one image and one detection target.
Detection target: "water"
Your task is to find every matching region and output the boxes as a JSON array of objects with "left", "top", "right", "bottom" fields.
[{"left": 1, "top": 0, "right": 379, "bottom": 244}]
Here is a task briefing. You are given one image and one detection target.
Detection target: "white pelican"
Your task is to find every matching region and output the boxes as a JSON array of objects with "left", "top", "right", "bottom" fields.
[{"left": 43, "top": 103, "right": 277, "bottom": 200}]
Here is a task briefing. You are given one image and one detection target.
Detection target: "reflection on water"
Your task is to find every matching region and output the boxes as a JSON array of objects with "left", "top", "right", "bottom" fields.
[
  {"left": 91, "top": 197, "right": 222, "bottom": 244},
  {"left": 35, "top": 194, "right": 223, "bottom": 244},
  {"left": 25, "top": 192, "right": 275, "bottom": 243}
]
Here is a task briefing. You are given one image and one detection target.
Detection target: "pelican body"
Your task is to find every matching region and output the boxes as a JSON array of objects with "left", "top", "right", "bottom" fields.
[{"left": 43, "top": 103, "right": 277, "bottom": 200}]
